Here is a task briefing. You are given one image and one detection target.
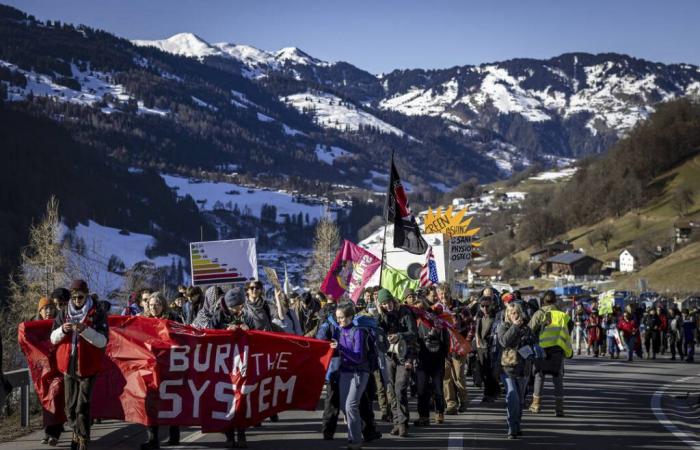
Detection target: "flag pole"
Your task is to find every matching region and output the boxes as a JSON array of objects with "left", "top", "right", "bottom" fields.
[{"left": 379, "top": 150, "right": 394, "bottom": 287}]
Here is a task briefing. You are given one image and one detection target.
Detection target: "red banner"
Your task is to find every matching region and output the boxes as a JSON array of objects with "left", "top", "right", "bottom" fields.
[{"left": 19, "top": 316, "right": 333, "bottom": 432}]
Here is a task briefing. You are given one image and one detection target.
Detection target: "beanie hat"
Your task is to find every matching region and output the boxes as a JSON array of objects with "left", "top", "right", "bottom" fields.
[
  {"left": 70, "top": 279, "right": 89, "bottom": 293},
  {"left": 377, "top": 289, "right": 393, "bottom": 305},
  {"left": 51, "top": 287, "right": 70, "bottom": 303},
  {"left": 502, "top": 293, "right": 514, "bottom": 304},
  {"left": 224, "top": 288, "right": 245, "bottom": 309},
  {"left": 37, "top": 297, "right": 51, "bottom": 313}
]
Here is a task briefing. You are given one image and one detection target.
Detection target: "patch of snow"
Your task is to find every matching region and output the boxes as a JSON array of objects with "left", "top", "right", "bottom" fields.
[
  {"left": 528, "top": 167, "right": 578, "bottom": 181},
  {"left": 257, "top": 112, "right": 275, "bottom": 122},
  {"left": 430, "top": 182, "right": 452, "bottom": 192},
  {"left": 315, "top": 144, "right": 351, "bottom": 164},
  {"left": 283, "top": 124, "right": 307, "bottom": 137},
  {"left": 282, "top": 91, "right": 413, "bottom": 139},
  {"left": 191, "top": 95, "right": 218, "bottom": 111},
  {"left": 161, "top": 173, "right": 332, "bottom": 222}
]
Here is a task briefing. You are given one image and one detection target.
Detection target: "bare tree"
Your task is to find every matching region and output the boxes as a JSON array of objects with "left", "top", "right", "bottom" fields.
[
  {"left": 305, "top": 216, "right": 341, "bottom": 289},
  {"left": 597, "top": 224, "right": 615, "bottom": 252},
  {"left": 2, "top": 196, "right": 67, "bottom": 370},
  {"left": 671, "top": 187, "right": 695, "bottom": 217}
]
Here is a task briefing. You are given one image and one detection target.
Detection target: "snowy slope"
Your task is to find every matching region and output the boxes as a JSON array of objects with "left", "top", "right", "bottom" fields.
[
  {"left": 281, "top": 91, "right": 410, "bottom": 138},
  {"left": 315, "top": 144, "right": 351, "bottom": 164},
  {"left": 0, "top": 60, "right": 168, "bottom": 116},
  {"left": 161, "top": 174, "right": 333, "bottom": 222},
  {"left": 132, "top": 33, "right": 222, "bottom": 58},
  {"left": 60, "top": 220, "right": 184, "bottom": 298}
]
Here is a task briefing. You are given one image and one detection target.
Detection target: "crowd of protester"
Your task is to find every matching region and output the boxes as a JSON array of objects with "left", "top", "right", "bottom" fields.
[{"left": 15, "top": 278, "right": 700, "bottom": 450}]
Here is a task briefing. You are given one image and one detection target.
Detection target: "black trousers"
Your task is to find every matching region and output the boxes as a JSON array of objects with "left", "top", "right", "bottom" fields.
[
  {"left": 387, "top": 355, "right": 411, "bottom": 425},
  {"left": 644, "top": 331, "right": 661, "bottom": 356},
  {"left": 64, "top": 375, "right": 95, "bottom": 440},
  {"left": 476, "top": 350, "right": 500, "bottom": 399},
  {"left": 416, "top": 362, "right": 445, "bottom": 417},
  {"left": 321, "top": 376, "right": 377, "bottom": 438}
]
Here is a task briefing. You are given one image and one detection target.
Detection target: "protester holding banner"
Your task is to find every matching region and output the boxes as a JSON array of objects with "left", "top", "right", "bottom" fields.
[
  {"left": 33, "top": 297, "right": 64, "bottom": 446},
  {"left": 243, "top": 280, "right": 274, "bottom": 332},
  {"left": 191, "top": 286, "right": 223, "bottom": 329},
  {"left": 603, "top": 313, "right": 620, "bottom": 359},
  {"left": 184, "top": 285, "right": 204, "bottom": 325},
  {"left": 210, "top": 288, "right": 250, "bottom": 448},
  {"left": 376, "top": 289, "right": 417, "bottom": 437},
  {"left": 586, "top": 309, "right": 603, "bottom": 358},
  {"left": 272, "top": 289, "right": 302, "bottom": 335},
  {"left": 50, "top": 279, "right": 109, "bottom": 450}
]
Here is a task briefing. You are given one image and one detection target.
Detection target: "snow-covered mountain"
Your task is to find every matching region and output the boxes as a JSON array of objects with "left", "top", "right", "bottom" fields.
[{"left": 133, "top": 33, "right": 331, "bottom": 79}]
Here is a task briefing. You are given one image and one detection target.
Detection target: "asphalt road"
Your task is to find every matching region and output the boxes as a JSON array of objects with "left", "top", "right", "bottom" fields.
[{"left": 2, "top": 354, "right": 699, "bottom": 450}]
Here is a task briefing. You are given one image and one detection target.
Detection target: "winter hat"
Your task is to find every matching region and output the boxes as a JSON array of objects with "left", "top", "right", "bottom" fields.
[
  {"left": 502, "top": 293, "right": 514, "bottom": 304},
  {"left": 70, "top": 279, "right": 89, "bottom": 293},
  {"left": 377, "top": 289, "right": 394, "bottom": 305},
  {"left": 51, "top": 287, "right": 70, "bottom": 303},
  {"left": 37, "top": 297, "right": 51, "bottom": 313},
  {"left": 224, "top": 288, "right": 245, "bottom": 309}
]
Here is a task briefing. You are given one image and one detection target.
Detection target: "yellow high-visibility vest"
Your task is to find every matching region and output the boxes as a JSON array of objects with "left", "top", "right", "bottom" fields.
[{"left": 538, "top": 310, "right": 573, "bottom": 358}]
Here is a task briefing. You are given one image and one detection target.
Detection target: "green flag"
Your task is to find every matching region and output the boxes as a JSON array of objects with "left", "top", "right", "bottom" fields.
[{"left": 381, "top": 266, "right": 419, "bottom": 299}]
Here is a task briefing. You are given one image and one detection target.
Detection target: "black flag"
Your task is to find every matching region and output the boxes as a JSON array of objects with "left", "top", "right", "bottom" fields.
[{"left": 384, "top": 157, "right": 428, "bottom": 255}]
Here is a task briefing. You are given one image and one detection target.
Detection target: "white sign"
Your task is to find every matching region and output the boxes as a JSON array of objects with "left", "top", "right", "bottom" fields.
[
  {"left": 449, "top": 236, "right": 472, "bottom": 273},
  {"left": 190, "top": 239, "right": 258, "bottom": 286}
]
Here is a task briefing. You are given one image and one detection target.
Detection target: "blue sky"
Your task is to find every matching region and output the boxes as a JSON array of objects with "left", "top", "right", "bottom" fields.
[{"left": 6, "top": 0, "right": 699, "bottom": 73}]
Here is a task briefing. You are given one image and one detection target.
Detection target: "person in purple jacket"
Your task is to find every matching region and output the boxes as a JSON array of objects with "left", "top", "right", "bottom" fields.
[{"left": 330, "top": 302, "right": 369, "bottom": 450}]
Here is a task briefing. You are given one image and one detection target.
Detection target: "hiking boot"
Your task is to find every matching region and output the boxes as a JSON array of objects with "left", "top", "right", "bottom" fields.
[
  {"left": 413, "top": 417, "right": 430, "bottom": 427},
  {"left": 389, "top": 425, "right": 400, "bottom": 436},
  {"left": 47, "top": 438, "right": 58, "bottom": 446},
  {"left": 224, "top": 431, "right": 236, "bottom": 449},
  {"left": 458, "top": 403, "right": 469, "bottom": 413},
  {"left": 529, "top": 395, "right": 541, "bottom": 414},
  {"left": 434, "top": 413, "right": 445, "bottom": 424},
  {"left": 236, "top": 430, "right": 248, "bottom": 449},
  {"left": 445, "top": 407, "right": 458, "bottom": 415},
  {"left": 555, "top": 397, "right": 565, "bottom": 417},
  {"left": 398, "top": 424, "right": 408, "bottom": 437}
]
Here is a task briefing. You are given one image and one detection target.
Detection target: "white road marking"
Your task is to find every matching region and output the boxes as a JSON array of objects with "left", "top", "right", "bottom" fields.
[
  {"left": 169, "top": 430, "right": 204, "bottom": 449},
  {"left": 651, "top": 373, "right": 700, "bottom": 450},
  {"left": 448, "top": 432, "right": 464, "bottom": 450}
]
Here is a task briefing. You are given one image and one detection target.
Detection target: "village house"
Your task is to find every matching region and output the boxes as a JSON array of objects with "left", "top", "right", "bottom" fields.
[
  {"left": 529, "top": 241, "right": 574, "bottom": 263},
  {"left": 619, "top": 249, "right": 638, "bottom": 272},
  {"left": 468, "top": 266, "right": 503, "bottom": 285},
  {"left": 674, "top": 219, "right": 697, "bottom": 244},
  {"left": 537, "top": 252, "right": 603, "bottom": 278}
]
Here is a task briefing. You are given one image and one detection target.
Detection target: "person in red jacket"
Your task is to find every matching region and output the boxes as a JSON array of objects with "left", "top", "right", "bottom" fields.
[
  {"left": 617, "top": 312, "right": 640, "bottom": 362},
  {"left": 50, "top": 279, "right": 109, "bottom": 450},
  {"left": 586, "top": 309, "right": 603, "bottom": 357}
]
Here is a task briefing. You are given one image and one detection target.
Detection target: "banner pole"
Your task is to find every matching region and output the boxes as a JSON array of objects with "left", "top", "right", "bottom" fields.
[{"left": 379, "top": 150, "right": 395, "bottom": 288}]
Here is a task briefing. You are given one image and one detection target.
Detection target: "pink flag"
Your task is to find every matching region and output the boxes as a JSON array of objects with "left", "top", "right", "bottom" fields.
[{"left": 320, "top": 240, "right": 382, "bottom": 303}]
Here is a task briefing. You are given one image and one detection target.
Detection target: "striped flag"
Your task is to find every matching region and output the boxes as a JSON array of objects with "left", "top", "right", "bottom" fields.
[{"left": 419, "top": 246, "right": 439, "bottom": 287}]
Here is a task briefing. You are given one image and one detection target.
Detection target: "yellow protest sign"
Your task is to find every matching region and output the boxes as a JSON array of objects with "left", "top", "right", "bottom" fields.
[{"left": 423, "top": 206, "right": 481, "bottom": 239}]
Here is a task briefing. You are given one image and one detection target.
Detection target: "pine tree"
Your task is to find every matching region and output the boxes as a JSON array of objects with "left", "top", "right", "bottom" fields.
[{"left": 305, "top": 216, "right": 340, "bottom": 290}]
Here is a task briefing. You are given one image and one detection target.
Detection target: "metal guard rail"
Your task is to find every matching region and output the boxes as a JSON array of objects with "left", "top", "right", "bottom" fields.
[{"left": 4, "top": 368, "right": 31, "bottom": 427}]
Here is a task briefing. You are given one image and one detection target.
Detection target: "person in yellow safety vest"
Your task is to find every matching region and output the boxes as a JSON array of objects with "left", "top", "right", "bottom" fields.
[{"left": 528, "top": 290, "right": 574, "bottom": 417}]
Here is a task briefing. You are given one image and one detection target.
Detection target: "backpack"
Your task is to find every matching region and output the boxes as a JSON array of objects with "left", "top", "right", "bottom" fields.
[{"left": 351, "top": 315, "right": 388, "bottom": 372}]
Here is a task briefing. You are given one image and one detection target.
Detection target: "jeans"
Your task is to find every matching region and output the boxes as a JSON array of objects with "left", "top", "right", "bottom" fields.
[
  {"left": 504, "top": 375, "right": 526, "bottom": 435},
  {"left": 339, "top": 371, "right": 369, "bottom": 445},
  {"left": 625, "top": 335, "right": 635, "bottom": 360},
  {"left": 607, "top": 336, "right": 619, "bottom": 356}
]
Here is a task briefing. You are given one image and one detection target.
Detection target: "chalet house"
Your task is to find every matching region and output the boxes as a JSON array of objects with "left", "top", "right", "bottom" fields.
[
  {"left": 468, "top": 267, "right": 503, "bottom": 285},
  {"left": 538, "top": 252, "right": 603, "bottom": 277},
  {"left": 619, "top": 249, "right": 638, "bottom": 273},
  {"left": 529, "top": 241, "right": 574, "bottom": 263}
]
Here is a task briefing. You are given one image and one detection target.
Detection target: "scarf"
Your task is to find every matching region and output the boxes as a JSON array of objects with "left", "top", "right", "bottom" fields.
[
  {"left": 244, "top": 296, "right": 272, "bottom": 331},
  {"left": 67, "top": 296, "right": 93, "bottom": 356}
]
